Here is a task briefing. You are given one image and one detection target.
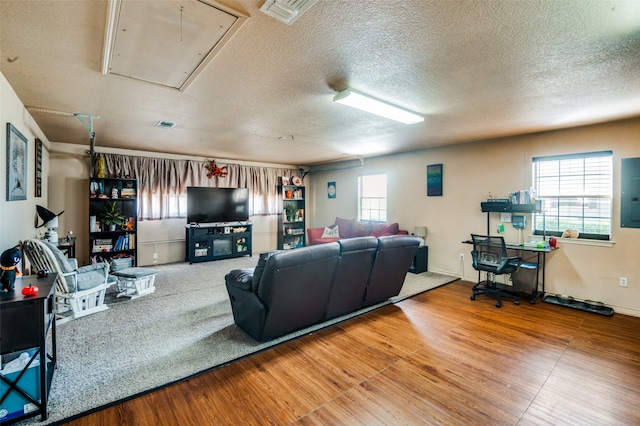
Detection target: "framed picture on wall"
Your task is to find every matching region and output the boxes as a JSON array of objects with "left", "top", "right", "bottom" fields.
[
  {"left": 328, "top": 181, "right": 336, "bottom": 198},
  {"left": 35, "top": 138, "right": 43, "bottom": 197},
  {"left": 6, "top": 123, "right": 28, "bottom": 201},
  {"left": 427, "top": 163, "right": 443, "bottom": 196}
]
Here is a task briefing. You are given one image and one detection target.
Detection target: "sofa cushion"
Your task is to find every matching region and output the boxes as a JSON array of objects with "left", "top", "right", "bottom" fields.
[
  {"left": 372, "top": 222, "right": 400, "bottom": 237},
  {"left": 351, "top": 221, "right": 373, "bottom": 237},
  {"left": 252, "top": 251, "right": 279, "bottom": 292},
  {"left": 334, "top": 217, "right": 354, "bottom": 238},
  {"left": 321, "top": 225, "right": 340, "bottom": 239}
]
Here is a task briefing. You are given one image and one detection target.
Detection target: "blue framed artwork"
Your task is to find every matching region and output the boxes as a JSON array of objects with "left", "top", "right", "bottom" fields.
[
  {"left": 427, "top": 164, "right": 442, "bottom": 196},
  {"left": 6, "top": 123, "right": 28, "bottom": 201}
]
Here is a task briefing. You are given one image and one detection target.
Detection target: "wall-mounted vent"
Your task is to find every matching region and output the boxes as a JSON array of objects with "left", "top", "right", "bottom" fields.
[
  {"left": 155, "top": 120, "right": 177, "bottom": 129},
  {"left": 260, "top": 0, "right": 319, "bottom": 25}
]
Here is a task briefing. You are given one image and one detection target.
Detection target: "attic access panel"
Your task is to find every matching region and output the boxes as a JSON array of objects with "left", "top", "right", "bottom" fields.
[{"left": 104, "top": 0, "right": 247, "bottom": 91}]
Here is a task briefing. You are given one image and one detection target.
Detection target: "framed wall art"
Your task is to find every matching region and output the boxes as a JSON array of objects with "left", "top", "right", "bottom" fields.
[
  {"left": 427, "top": 163, "right": 443, "bottom": 196},
  {"left": 6, "top": 123, "right": 28, "bottom": 201},
  {"left": 328, "top": 181, "right": 336, "bottom": 198},
  {"left": 35, "top": 138, "right": 43, "bottom": 197}
]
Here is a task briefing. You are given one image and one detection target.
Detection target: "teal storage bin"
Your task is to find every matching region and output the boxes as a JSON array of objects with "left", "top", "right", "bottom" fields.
[{"left": 0, "top": 352, "right": 41, "bottom": 422}]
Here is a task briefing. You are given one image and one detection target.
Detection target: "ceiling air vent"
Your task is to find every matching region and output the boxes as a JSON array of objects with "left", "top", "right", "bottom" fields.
[
  {"left": 155, "top": 120, "right": 177, "bottom": 129},
  {"left": 260, "top": 0, "right": 319, "bottom": 25}
]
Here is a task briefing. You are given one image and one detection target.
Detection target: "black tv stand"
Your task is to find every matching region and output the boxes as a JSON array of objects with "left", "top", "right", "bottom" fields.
[{"left": 185, "top": 223, "right": 252, "bottom": 263}]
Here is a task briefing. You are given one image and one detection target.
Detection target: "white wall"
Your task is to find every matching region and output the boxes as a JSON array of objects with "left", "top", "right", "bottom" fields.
[
  {"left": 307, "top": 117, "right": 640, "bottom": 316},
  {"left": 0, "top": 71, "right": 50, "bottom": 256}
]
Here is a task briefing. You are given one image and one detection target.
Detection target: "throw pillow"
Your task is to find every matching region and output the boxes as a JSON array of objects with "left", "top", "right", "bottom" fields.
[
  {"left": 334, "top": 217, "right": 354, "bottom": 238},
  {"left": 43, "top": 241, "right": 73, "bottom": 273},
  {"left": 373, "top": 222, "right": 399, "bottom": 237},
  {"left": 321, "top": 225, "right": 340, "bottom": 239},
  {"left": 351, "top": 221, "right": 373, "bottom": 237}
]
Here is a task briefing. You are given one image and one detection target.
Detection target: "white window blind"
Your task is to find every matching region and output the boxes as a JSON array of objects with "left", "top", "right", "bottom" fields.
[
  {"left": 358, "top": 174, "right": 387, "bottom": 222},
  {"left": 532, "top": 151, "right": 612, "bottom": 240}
]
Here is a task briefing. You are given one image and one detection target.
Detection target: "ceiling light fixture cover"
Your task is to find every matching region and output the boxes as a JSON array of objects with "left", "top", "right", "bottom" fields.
[
  {"left": 333, "top": 89, "right": 424, "bottom": 124},
  {"left": 260, "top": 0, "right": 319, "bottom": 25}
]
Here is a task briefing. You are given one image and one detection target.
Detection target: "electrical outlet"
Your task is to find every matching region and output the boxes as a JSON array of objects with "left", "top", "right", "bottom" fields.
[
  {"left": 620, "top": 277, "right": 628, "bottom": 287},
  {"left": 459, "top": 253, "right": 465, "bottom": 261},
  {"left": 152, "top": 253, "right": 158, "bottom": 259}
]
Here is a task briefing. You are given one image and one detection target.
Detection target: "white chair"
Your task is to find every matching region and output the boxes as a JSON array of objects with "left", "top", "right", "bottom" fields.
[{"left": 22, "top": 238, "right": 112, "bottom": 323}]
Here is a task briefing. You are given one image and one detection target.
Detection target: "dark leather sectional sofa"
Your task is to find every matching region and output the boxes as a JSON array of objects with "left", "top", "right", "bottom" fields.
[{"left": 225, "top": 235, "right": 420, "bottom": 341}]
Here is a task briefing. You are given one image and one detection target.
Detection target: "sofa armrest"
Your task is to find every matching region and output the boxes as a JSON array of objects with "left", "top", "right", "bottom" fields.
[
  {"left": 225, "top": 268, "right": 255, "bottom": 292},
  {"left": 225, "top": 280, "right": 267, "bottom": 340},
  {"left": 307, "top": 227, "right": 325, "bottom": 245}
]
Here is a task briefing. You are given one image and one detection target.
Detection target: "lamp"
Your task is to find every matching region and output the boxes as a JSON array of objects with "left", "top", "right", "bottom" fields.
[
  {"left": 44, "top": 216, "right": 59, "bottom": 243},
  {"left": 36, "top": 205, "right": 64, "bottom": 243},
  {"left": 333, "top": 89, "right": 424, "bottom": 124},
  {"left": 414, "top": 226, "right": 427, "bottom": 246}
]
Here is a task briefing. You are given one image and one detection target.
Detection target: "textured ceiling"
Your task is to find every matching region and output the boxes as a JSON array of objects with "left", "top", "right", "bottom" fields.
[{"left": 1, "top": 0, "right": 639, "bottom": 167}]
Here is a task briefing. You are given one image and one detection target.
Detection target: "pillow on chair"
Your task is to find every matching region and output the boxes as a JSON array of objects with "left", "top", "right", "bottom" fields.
[
  {"left": 321, "top": 225, "right": 340, "bottom": 239},
  {"left": 43, "top": 241, "right": 73, "bottom": 273}
]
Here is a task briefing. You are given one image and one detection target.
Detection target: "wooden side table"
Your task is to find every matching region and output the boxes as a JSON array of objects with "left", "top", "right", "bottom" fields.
[
  {"left": 56, "top": 237, "right": 76, "bottom": 258},
  {"left": 409, "top": 245, "right": 428, "bottom": 274}
]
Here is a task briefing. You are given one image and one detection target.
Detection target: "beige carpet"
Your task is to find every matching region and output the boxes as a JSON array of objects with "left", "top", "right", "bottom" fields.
[{"left": 22, "top": 257, "right": 457, "bottom": 425}]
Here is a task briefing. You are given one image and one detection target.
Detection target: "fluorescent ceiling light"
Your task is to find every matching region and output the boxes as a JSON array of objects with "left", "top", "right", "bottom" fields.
[{"left": 333, "top": 89, "right": 424, "bottom": 124}]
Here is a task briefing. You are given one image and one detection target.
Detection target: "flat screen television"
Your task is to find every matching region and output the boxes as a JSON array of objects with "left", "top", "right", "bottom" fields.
[{"left": 187, "top": 187, "right": 249, "bottom": 224}]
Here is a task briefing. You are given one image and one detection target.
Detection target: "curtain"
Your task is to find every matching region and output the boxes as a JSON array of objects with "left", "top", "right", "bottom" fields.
[{"left": 98, "top": 153, "right": 299, "bottom": 220}]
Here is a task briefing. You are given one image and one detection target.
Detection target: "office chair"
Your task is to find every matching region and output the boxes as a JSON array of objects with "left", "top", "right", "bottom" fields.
[{"left": 470, "top": 234, "right": 522, "bottom": 307}]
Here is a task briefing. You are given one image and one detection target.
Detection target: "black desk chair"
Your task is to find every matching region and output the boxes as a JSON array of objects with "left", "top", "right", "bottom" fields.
[{"left": 470, "top": 234, "right": 522, "bottom": 307}]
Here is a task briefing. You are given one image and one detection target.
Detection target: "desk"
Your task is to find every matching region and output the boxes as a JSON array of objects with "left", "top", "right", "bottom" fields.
[
  {"left": 463, "top": 240, "right": 557, "bottom": 303},
  {"left": 0, "top": 274, "right": 57, "bottom": 423},
  {"left": 505, "top": 243, "right": 556, "bottom": 303},
  {"left": 56, "top": 237, "right": 76, "bottom": 258}
]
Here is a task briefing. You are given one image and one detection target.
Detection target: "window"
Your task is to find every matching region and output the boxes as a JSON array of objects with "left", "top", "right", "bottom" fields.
[
  {"left": 358, "top": 174, "right": 387, "bottom": 222},
  {"left": 532, "top": 151, "right": 612, "bottom": 240}
]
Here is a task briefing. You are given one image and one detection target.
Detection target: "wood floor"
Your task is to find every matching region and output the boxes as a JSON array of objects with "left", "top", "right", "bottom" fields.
[{"left": 61, "top": 280, "right": 640, "bottom": 425}]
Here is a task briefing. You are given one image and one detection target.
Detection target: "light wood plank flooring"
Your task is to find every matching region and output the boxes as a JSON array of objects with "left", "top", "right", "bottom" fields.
[{"left": 62, "top": 280, "right": 640, "bottom": 425}]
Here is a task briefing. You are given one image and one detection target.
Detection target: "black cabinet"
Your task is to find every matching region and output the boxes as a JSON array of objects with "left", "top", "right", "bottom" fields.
[
  {"left": 0, "top": 274, "right": 56, "bottom": 423},
  {"left": 89, "top": 178, "right": 138, "bottom": 265},
  {"left": 277, "top": 183, "right": 306, "bottom": 250},
  {"left": 185, "top": 223, "right": 252, "bottom": 263},
  {"left": 409, "top": 246, "right": 428, "bottom": 274}
]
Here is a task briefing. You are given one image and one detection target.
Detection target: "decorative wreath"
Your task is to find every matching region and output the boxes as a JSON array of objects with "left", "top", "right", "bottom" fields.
[{"left": 205, "top": 159, "right": 228, "bottom": 178}]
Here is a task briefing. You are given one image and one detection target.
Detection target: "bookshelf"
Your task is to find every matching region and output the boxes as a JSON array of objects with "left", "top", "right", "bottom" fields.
[
  {"left": 277, "top": 181, "right": 306, "bottom": 250},
  {"left": 89, "top": 178, "right": 138, "bottom": 265}
]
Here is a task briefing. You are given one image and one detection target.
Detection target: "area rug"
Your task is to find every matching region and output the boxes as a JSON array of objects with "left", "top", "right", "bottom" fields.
[{"left": 24, "top": 257, "right": 458, "bottom": 425}]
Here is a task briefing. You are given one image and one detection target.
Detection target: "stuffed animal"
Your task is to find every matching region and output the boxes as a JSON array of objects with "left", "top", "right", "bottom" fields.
[{"left": 0, "top": 246, "right": 22, "bottom": 292}]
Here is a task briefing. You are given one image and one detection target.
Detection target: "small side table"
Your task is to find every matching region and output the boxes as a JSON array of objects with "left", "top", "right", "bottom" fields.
[
  {"left": 56, "top": 237, "right": 76, "bottom": 259},
  {"left": 409, "top": 245, "right": 428, "bottom": 274}
]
